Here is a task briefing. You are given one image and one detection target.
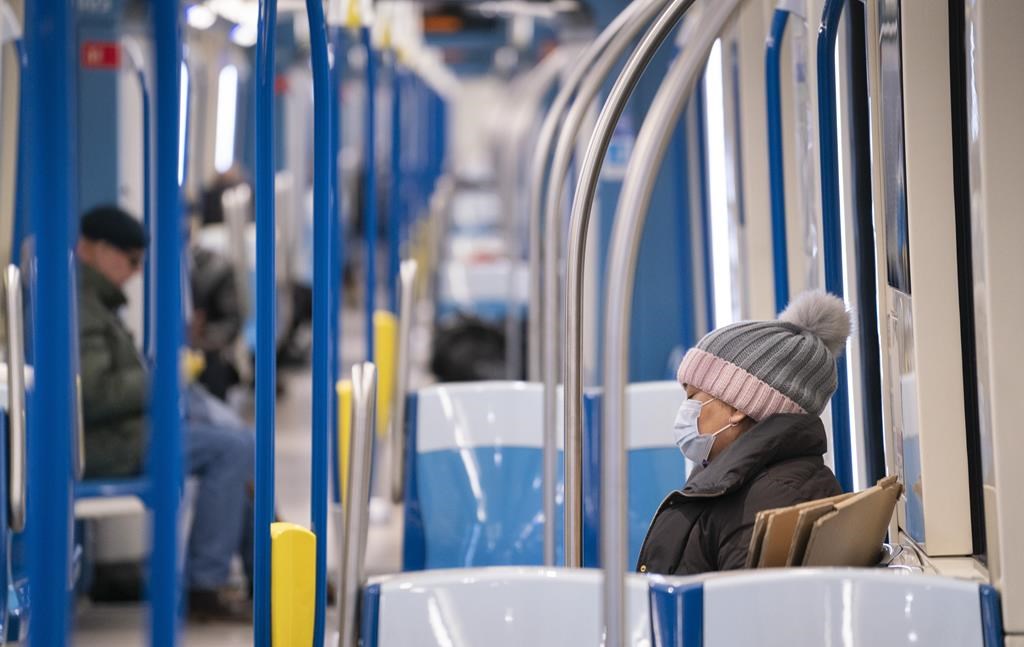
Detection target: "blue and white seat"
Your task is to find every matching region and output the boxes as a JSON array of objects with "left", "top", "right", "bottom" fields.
[
  {"left": 360, "top": 567, "right": 653, "bottom": 647},
  {"left": 403, "top": 382, "right": 565, "bottom": 569},
  {"left": 403, "top": 380, "right": 687, "bottom": 571},
  {"left": 649, "top": 569, "right": 1004, "bottom": 646}
]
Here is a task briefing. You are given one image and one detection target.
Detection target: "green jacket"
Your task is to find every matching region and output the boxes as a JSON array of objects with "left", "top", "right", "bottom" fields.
[{"left": 77, "top": 262, "right": 148, "bottom": 478}]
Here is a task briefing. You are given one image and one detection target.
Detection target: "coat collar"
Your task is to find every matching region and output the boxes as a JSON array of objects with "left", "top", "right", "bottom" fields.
[
  {"left": 78, "top": 262, "right": 127, "bottom": 311},
  {"left": 681, "top": 413, "right": 828, "bottom": 498}
]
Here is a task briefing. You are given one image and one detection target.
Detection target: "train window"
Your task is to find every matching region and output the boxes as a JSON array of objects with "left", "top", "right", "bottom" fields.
[
  {"left": 878, "top": 3, "right": 912, "bottom": 295},
  {"left": 215, "top": 65, "right": 239, "bottom": 173},
  {"left": 179, "top": 61, "right": 190, "bottom": 186},
  {"left": 704, "top": 39, "right": 736, "bottom": 328}
]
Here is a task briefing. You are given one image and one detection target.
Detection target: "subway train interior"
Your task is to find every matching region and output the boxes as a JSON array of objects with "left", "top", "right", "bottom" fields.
[{"left": 0, "top": 0, "right": 1021, "bottom": 644}]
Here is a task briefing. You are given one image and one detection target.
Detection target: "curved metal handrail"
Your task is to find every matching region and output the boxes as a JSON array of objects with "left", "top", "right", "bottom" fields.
[
  {"left": 501, "top": 46, "right": 573, "bottom": 382},
  {"left": 600, "top": 2, "right": 745, "bottom": 644},
  {"left": 816, "top": 0, "right": 853, "bottom": 492},
  {"left": 538, "top": 0, "right": 670, "bottom": 569},
  {"left": 338, "top": 361, "right": 377, "bottom": 647},
  {"left": 305, "top": 0, "right": 334, "bottom": 642},
  {"left": 5, "top": 265, "right": 25, "bottom": 533},
  {"left": 254, "top": 0, "right": 278, "bottom": 641},
  {"left": 766, "top": 7, "right": 790, "bottom": 312},
  {"left": 562, "top": 0, "right": 698, "bottom": 577},
  {"left": 525, "top": 0, "right": 654, "bottom": 382}
]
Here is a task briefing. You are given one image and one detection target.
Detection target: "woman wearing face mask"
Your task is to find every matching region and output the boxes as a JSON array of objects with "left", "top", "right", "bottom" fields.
[{"left": 636, "top": 290, "right": 849, "bottom": 575}]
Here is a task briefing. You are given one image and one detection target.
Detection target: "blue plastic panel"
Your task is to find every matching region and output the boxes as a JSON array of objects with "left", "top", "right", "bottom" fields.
[{"left": 649, "top": 578, "right": 704, "bottom": 647}]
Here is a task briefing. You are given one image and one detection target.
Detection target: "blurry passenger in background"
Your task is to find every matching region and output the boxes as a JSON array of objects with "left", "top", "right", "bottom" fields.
[
  {"left": 636, "top": 291, "right": 847, "bottom": 575},
  {"left": 190, "top": 242, "right": 243, "bottom": 400},
  {"left": 76, "top": 206, "right": 254, "bottom": 622}
]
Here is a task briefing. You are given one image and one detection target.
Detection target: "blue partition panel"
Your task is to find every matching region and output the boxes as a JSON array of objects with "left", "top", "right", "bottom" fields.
[
  {"left": 649, "top": 578, "right": 704, "bottom": 647},
  {"left": 402, "top": 384, "right": 564, "bottom": 570}
]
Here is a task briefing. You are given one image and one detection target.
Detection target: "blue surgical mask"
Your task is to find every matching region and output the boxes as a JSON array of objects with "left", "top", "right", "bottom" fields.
[{"left": 673, "top": 397, "right": 734, "bottom": 465}]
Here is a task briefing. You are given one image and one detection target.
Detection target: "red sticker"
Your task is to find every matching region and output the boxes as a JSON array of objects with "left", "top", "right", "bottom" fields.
[{"left": 81, "top": 42, "right": 121, "bottom": 69}]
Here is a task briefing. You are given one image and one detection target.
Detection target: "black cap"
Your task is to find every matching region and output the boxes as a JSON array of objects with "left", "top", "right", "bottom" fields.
[{"left": 80, "top": 205, "right": 149, "bottom": 251}]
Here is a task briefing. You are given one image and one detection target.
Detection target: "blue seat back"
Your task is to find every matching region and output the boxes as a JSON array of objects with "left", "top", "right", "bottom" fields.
[
  {"left": 361, "top": 567, "right": 652, "bottom": 647},
  {"left": 403, "top": 382, "right": 565, "bottom": 570},
  {"left": 583, "top": 382, "right": 688, "bottom": 567},
  {"left": 649, "top": 570, "right": 1003, "bottom": 646}
]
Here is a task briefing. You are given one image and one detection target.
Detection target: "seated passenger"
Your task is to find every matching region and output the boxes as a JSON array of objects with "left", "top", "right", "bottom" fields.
[
  {"left": 637, "top": 290, "right": 848, "bottom": 575},
  {"left": 76, "top": 206, "right": 253, "bottom": 621}
]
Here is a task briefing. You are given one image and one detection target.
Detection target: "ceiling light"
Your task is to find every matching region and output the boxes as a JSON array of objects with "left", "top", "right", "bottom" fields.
[
  {"left": 186, "top": 4, "right": 217, "bottom": 30},
  {"left": 230, "top": 22, "right": 258, "bottom": 47}
]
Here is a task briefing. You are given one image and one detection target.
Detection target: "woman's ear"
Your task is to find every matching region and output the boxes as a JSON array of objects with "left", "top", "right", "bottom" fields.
[{"left": 728, "top": 409, "right": 748, "bottom": 426}]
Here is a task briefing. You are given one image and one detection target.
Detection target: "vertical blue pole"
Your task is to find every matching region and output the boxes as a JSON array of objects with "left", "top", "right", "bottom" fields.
[
  {"left": 329, "top": 25, "right": 344, "bottom": 506},
  {"left": 766, "top": 9, "right": 791, "bottom": 313},
  {"left": 137, "top": 68, "right": 154, "bottom": 361},
  {"left": 816, "top": 0, "right": 853, "bottom": 493},
  {"left": 305, "top": 1, "right": 332, "bottom": 643},
  {"left": 362, "top": 26, "right": 377, "bottom": 361},
  {"left": 150, "top": 3, "right": 184, "bottom": 644},
  {"left": 25, "top": 0, "right": 74, "bottom": 643},
  {"left": 254, "top": 0, "right": 278, "bottom": 642},
  {"left": 387, "top": 59, "right": 402, "bottom": 314}
]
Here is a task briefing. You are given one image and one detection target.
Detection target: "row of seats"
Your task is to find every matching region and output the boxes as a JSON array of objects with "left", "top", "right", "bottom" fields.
[{"left": 359, "top": 567, "right": 1002, "bottom": 647}]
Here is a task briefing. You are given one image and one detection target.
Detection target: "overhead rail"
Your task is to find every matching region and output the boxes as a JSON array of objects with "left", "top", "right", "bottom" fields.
[
  {"left": 535, "top": 0, "right": 669, "bottom": 568},
  {"left": 562, "top": 0, "right": 699, "bottom": 578},
  {"left": 815, "top": 0, "right": 853, "bottom": 492},
  {"left": 765, "top": 4, "right": 790, "bottom": 312},
  {"left": 254, "top": 0, "right": 279, "bottom": 641},
  {"left": 600, "top": 4, "right": 750, "bottom": 646}
]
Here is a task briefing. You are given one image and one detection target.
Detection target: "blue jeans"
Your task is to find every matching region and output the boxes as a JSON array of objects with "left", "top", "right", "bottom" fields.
[{"left": 184, "top": 385, "right": 254, "bottom": 590}]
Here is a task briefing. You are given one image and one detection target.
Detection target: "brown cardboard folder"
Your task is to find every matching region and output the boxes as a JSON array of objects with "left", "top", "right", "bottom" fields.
[{"left": 746, "top": 476, "right": 901, "bottom": 569}]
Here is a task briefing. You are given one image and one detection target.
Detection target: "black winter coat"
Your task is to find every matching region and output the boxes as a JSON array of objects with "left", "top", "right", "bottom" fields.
[{"left": 636, "top": 413, "right": 842, "bottom": 575}]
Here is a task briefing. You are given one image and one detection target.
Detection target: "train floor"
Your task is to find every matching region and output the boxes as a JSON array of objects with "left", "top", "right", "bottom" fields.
[{"left": 74, "top": 299, "right": 433, "bottom": 645}]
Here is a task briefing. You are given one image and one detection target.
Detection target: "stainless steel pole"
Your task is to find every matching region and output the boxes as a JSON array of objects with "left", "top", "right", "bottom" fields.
[
  {"left": 526, "top": 0, "right": 651, "bottom": 383},
  {"left": 602, "top": 4, "right": 743, "bottom": 646},
  {"left": 5, "top": 266, "right": 25, "bottom": 531},
  {"left": 390, "top": 260, "right": 418, "bottom": 503},
  {"left": 540, "top": 0, "right": 670, "bottom": 570},
  {"left": 337, "top": 362, "right": 377, "bottom": 647}
]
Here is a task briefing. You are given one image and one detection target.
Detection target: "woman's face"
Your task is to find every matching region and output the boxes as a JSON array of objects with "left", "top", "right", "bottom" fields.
[{"left": 684, "top": 385, "right": 750, "bottom": 461}]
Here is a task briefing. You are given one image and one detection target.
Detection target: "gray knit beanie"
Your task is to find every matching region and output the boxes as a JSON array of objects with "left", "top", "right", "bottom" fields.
[{"left": 676, "top": 290, "right": 851, "bottom": 420}]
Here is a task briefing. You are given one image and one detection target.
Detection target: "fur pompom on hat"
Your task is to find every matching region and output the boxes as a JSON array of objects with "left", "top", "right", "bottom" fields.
[{"left": 676, "top": 290, "right": 851, "bottom": 420}]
